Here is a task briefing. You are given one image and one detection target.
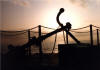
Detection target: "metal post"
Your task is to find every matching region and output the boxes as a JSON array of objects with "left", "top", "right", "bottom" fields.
[
  {"left": 66, "top": 32, "right": 68, "bottom": 44},
  {"left": 90, "top": 24, "right": 93, "bottom": 47},
  {"left": 38, "top": 25, "right": 43, "bottom": 54},
  {"left": 38, "top": 25, "right": 43, "bottom": 64},
  {"left": 97, "top": 29, "right": 99, "bottom": 47},
  {"left": 28, "top": 30, "right": 31, "bottom": 55}
]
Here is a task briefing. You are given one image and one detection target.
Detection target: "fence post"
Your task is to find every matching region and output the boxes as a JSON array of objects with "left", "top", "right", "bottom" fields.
[
  {"left": 38, "top": 25, "right": 43, "bottom": 55},
  {"left": 28, "top": 29, "right": 31, "bottom": 56},
  {"left": 90, "top": 24, "right": 93, "bottom": 47},
  {"left": 97, "top": 29, "right": 99, "bottom": 47},
  {"left": 66, "top": 33, "right": 68, "bottom": 44}
]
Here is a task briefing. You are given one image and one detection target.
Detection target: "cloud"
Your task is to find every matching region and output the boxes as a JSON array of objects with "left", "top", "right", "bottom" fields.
[
  {"left": 69, "top": 0, "right": 100, "bottom": 7},
  {"left": 10, "top": 0, "right": 31, "bottom": 8},
  {"left": 69, "top": 0, "right": 87, "bottom": 7}
]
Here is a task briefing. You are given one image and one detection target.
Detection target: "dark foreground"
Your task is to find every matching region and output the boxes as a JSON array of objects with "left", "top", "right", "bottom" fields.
[
  {"left": 2, "top": 53, "right": 59, "bottom": 70},
  {"left": 1, "top": 45, "right": 100, "bottom": 70}
]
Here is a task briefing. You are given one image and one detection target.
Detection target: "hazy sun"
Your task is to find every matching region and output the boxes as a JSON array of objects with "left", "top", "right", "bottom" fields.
[{"left": 43, "top": 9, "right": 81, "bottom": 29}]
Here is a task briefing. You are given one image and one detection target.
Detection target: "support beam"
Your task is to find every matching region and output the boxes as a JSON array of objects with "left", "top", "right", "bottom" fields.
[
  {"left": 38, "top": 25, "right": 43, "bottom": 54},
  {"left": 97, "top": 29, "right": 99, "bottom": 47},
  {"left": 66, "top": 32, "right": 68, "bottom": 44},
  {"left": 65, "top": 30, "right": 80, "bottom": 44},
  {"left": 39, "top": 26, "right": 80, "bottom": 45},
  {"left": 28, "top": 30, "right": 31, "bottom": 55},
  {"left": 90, "top": 24, "right": 93, "bottom": 47}
]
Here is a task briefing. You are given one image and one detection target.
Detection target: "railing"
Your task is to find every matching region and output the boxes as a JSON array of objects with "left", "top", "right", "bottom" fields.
[{"left": 0, "top": 24, "right": 100, "bottom": 55}]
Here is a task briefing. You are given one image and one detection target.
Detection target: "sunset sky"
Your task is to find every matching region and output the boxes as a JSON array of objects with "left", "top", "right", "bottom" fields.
[{"left": 1, "top": 0, "right": 100, "bottom": 31}]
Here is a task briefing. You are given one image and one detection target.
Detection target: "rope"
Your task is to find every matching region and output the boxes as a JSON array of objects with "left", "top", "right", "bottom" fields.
[
  {"left": 51, "top": 26, "right": 60, "bottom": 54},
  {"left": 71, "top": 25, "right": 90, "bottom": 30},
  {"left": 41, "top": 25, "right": 90, "bottom": 30},
  {"left": 1, "top": 30, "right": 27, "bottom": 33},
  {"left": 41, "top": 25, "right": 56, "bottom": 30},
  {"left": 30, "top": 26, "right": 38, "bottom": 30},
  {"left": 51, "top": 33, "right": 57, "bottom": 54},
  {"left": 0, "top": 26, "right": 38, "bottom": 32},
  {"left": 30, "top": 31, "right": 49, "bottom": 34},
  {"left": 92, "top": 25, "right": 100, "bottom": 29},
  {"left": 1, "top": 25, "right": 99, "bottom": 33},
  {"left": 70, "top": 30, "right": 90, "bottom": 33},
  {"left": 0, "top": 25, "right": 92, "bottom": 33},
  {"left": 71, "top": 29, "right": 97, "bottom": 33},
  {"left": 1, "top": 31, "right": 49, "bottom": 36},
  {"left": 1, "top": 31, "right": 27, "bottom": 36}
]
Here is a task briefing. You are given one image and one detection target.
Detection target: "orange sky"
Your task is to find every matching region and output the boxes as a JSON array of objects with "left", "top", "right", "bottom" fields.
[{"left": 1, "top": 0, "right": 100, "bottom": 31}]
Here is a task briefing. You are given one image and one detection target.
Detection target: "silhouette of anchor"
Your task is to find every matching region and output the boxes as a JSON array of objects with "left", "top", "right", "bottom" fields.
[
  {"left": 27, "top": 8, "right": 80, "bottom": 49},
  {"left": 56, "top": 8, "right": 71, "bottom": 31}
]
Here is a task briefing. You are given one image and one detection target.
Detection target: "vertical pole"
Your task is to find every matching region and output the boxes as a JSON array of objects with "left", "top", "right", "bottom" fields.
[
  {"left": 97, "top": 29, "right": 99, "bottom": 47},
  {"left": 66, "top": 32, "right": 68, "bottom": 44},
  {"left": 38, "top": 25, "right": 43, "bottom": 55},
  {"left": 38, "top": 25, "right": 43, "bottom": 64},
  {"left": 28, "top": 30, "right": 31, "bottom": 56},
  {"left": 66, "top": 33, "right": 68, "bottom": 44},
  {"left": 90, "top": 24, "right": 93, "bottom": 47}
]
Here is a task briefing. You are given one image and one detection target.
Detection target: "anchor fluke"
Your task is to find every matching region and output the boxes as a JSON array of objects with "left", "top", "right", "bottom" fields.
[{"left": 59, "top": 8, "right": 64, "bottom": 13}]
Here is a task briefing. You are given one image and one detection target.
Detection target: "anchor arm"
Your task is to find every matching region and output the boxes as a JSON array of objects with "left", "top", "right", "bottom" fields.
[
  {"left": 38, "top": 26, "right": 68, "bottom": 41},
  {"left": 56, "top": 8, "right": 64, "bottom": 27},
  {"left": 65, "top": 30, "right": 81, "bottom": 44},
  {"left": 21, "top": 26, "right": 81, "bottom": 48}
]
